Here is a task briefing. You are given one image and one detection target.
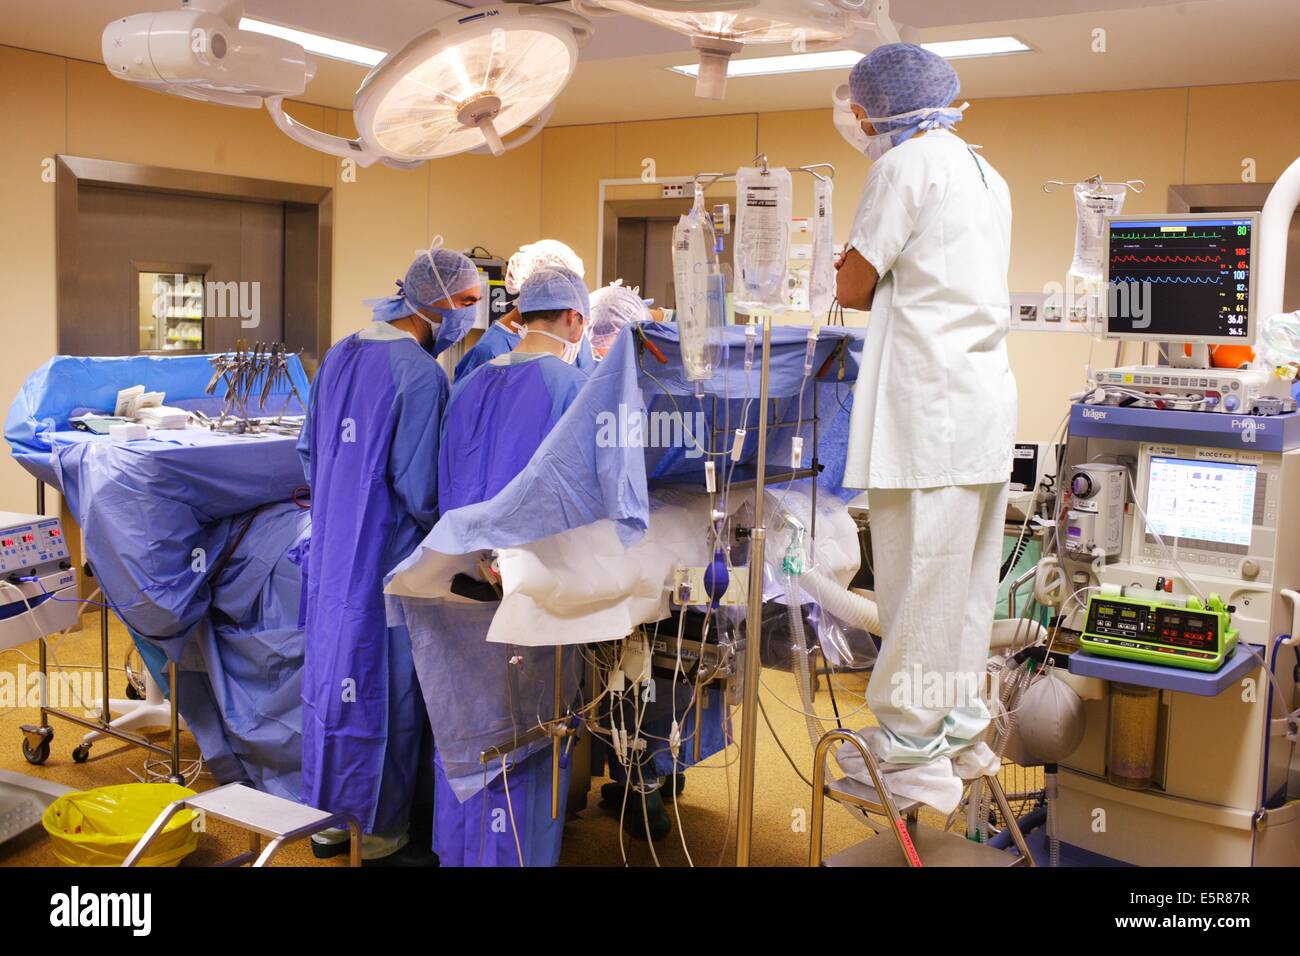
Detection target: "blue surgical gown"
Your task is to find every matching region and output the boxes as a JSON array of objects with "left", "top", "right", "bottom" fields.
[
  {"left": 296, "top": 324, "right": 446, "bottom": 835},
  {"left": 454, "top": 321, "right": 598, "bottom": 382},
  {"left": 421, "top": 352, "right": 588, "bottom": 865},
  {"left": 454, "top": 321, "right": 519, "bottom": 380}
]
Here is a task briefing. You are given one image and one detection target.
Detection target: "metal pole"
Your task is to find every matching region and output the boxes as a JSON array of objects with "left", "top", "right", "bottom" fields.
[
  {"left": 169, "top": 659, "right": 182, "bottom": 783},
  {"left": 811, "top": 376, "right": 819, "bottom": 560},
  {"left": 552, "top": 645, "right": 562, "bottom": 820},
  {"left": 100, "top": 604, "right": 111, "bottom": 726},
  {"left": 36, "top": 478, "right": 46, "bottom": 516},
  {"left": 735, "top": 316, "right": 772, "bottom": 866}
]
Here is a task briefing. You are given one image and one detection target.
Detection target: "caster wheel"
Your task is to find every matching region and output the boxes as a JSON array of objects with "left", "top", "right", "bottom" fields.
[
  {"left": 22, "top": 736, "right": 51, "bottom": 766},
  {"left": 125, "top": 682, "right": 142, "bottom": 701},
  {"left": 72, "top": 744, "right": 91, "bottom": 764}
]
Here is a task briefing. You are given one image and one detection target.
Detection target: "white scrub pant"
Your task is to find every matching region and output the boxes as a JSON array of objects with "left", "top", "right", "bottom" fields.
[{"left": 864, "top": 482, "right": 1008, "bottom": 765}]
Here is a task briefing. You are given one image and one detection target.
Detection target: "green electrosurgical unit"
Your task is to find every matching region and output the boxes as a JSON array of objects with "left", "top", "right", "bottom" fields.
[{"left": 1080, "top": 592, "right": 1238, "bottom": 671}]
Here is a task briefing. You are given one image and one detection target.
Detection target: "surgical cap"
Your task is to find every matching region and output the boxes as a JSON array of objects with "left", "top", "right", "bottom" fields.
[
  {"left": 405, "top": 246, "right": 481, "bottom": 308},
  {"left": 368, "top": 243, "right": 481, "bottom": 323},
  {"left": 505, "top": 240, "right": 585, "bottom": 295},
  {"left": 848, "top": 43, "right": 959, "bottom": 127},
  {"left": 518, "top": 266, "right": 590, "bottom": 320},
  {"left": 589, "top": 281, "right": 650, "bottom": 351}
]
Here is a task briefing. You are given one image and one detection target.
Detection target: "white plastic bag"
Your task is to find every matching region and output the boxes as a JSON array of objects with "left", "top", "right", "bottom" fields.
[
  {"left": 809, "top": 176, "right": 835, "bottom": 319},
  {"left": 672, "top": 203, "right": 724, "bottom": 380},
  {"left": 734, "top": 165, "right": 792, "bottom": 313},
  {"left": 1068, "top": 182, "right": 1126, "bottom": 283}
]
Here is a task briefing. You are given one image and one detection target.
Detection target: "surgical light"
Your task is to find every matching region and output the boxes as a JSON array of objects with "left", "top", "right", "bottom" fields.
[
  {"left": 667, "top": 35, "right": 1031, "bottom": 79},
  {"left": 104, "top": 2, "right": 591, "bottom": 167},
  {"left": 268, "top": 4, "right": 592, "bottom": 165},
  {"left": 578, "top": 0, "right": 890, "bottom": 100}
]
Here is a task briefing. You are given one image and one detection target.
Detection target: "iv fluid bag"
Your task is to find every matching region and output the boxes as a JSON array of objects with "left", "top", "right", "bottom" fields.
[
  {"left": 673, "top": 207, "right": 724, "bottom": 381},
  {"left": 1068, "top": 182, "right": 1126, "bottom": 284},
  {"left": 1258, "top": 310, "right": 1300, "bottom": 365},
  {"left": 809, "top": 176, "right": 835, "bottom": 319},
  {"left": 735, "top": 166, "right": 793, "bottom": 313}
]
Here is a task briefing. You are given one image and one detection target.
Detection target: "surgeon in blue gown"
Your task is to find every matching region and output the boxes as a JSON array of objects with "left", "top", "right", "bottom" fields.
[
  {"left": 454, "top": 239, "right": 597, "bottom": 379},
  {"left": 297, "top": 242, "right": 481, "bottom": 863},
  {"left": 419, "top": 265, "right": 591, "bottom": 866}
]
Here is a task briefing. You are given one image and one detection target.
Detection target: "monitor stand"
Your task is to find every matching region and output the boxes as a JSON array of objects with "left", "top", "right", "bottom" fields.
[{"left": 1167, "top": 342, "right": 1211, "bottom": 370}]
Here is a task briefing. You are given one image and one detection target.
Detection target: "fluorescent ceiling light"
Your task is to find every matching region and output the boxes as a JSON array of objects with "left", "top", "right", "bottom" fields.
[
  {"left": 670, "top": 49, "right": 859, "bottom": 79},
  {"left": 668, "top": 36, "right": 1030, "bottom": 79},
  {"left": 239, "top": 17, "right": 386, "bottom": 67},
  {"left": 922, "top": 36, "right": 1032, "bottom": 59}
]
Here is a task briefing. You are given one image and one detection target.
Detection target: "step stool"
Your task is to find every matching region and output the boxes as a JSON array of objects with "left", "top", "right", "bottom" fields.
[
  {"left": 809, "top": 728, "right": 1035, "bottom": 867},
  {"left": 123, "top": 783, "right": 360, "bottom": 867}
]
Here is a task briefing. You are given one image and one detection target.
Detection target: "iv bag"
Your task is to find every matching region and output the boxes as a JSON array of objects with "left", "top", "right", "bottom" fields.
[
  {"left": 809, "top": 176, "right": 835, "bottom": 320},
  {"left": 1068, "top": 182, "right": 1126, "bottom": 284},
  {"left": 734, "top": 165, "right": 793, "bottom": 313},
  {"left": 1258, "top": 310, "right": 1300, "bottom": 365},
  {"left": 672, "top": 207, "right": 724, "bottom": 381}
]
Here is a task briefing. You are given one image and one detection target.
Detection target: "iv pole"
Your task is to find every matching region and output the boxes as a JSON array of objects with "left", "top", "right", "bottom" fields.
[
  {"left": 685, "top": 153, "right": 835, "bottom": 865},
  {"left": 735, "top": 315, "right": 771, "bottom": 867}
]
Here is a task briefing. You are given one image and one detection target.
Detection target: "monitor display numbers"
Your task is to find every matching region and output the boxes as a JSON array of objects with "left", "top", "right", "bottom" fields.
[
  {"left": 1155, "top": 610, "right": 1216, "bottom": 651},
  {"left": 1107, "top": 217, "right": 1253, "bottom": 340}
]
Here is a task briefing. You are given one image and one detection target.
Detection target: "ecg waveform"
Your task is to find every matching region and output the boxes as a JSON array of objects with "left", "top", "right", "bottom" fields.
[
  {"left": 1112, "top": 254, "right": 1221, "bottom": 264},
  {"left": 1106, "top": 218, "right": 1252, "bottom": 339},
  {"left": 1110, "top": 274, "right": 1224, "bottom": 284}
]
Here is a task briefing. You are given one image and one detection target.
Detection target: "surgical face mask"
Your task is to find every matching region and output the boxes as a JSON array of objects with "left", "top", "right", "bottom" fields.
[
  {"left": 860, "top": 102, "right": 970, "bottom": 159},
  {"left": 408, "top": 310, "right": 442, "bottom": 356},
  {"left": 861, "top": 126, "right": 894, "bottom": 161},
  {"left": 529, "top": 326, "right": 582, "bottom": 365}
]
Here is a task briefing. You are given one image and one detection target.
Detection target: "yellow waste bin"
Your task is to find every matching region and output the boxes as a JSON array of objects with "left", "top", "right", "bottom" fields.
[{"left": 43, "top": 783, "right": 199, "bottom": 867}]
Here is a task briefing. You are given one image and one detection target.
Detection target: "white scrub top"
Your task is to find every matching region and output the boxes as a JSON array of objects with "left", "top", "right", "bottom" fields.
[{"left": 843, "top": 128, "right": 1017, "bottom": 490}]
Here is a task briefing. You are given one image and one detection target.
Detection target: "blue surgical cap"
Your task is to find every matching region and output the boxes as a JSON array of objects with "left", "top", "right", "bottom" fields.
[
  {"left": 367, "top": 243, "right": 481, "bottom": 323},
  {"left": 518, "top": 266, "right": 590, "bottom": 320},
  {"left": 848, "top": 43, "right": 961, "bottom": 144}
]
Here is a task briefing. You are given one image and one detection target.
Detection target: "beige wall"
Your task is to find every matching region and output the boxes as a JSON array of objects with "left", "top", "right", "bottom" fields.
[
  {"left": 535, "top": 81, "right": 1299, "bottom": 444},
  {"left": 1, "top": 38, "right": 1297, "bottom": 511}
]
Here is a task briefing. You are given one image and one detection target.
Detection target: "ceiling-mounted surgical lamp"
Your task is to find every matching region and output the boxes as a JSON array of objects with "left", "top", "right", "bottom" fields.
[
  {"left": 104, "top": 2, "right": 592, "bottom": 167},
  {"left": 269, "top": 3, "right": 592, "bottom": 166},
  {"left": 577, "top": 0, "right": 898, "bottom": 99}
]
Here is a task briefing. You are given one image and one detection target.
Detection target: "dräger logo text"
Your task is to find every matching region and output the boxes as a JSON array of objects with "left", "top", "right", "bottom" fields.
[
  {"left": 50, "top": 886, "right": 151, "bottom": 936},
  {"left": 1081, "top": 408, "right": 1108, "bottom": 421}
]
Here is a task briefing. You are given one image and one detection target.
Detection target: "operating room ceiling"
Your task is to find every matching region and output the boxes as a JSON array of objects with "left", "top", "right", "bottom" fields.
[{"left": 0, "top": 0, "right": 1297, "bottom": 125}]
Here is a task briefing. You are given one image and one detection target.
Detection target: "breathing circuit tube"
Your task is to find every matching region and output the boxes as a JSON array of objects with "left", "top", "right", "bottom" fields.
[{"left": 799, "top": 564, "right": 881, "bottom": 635}]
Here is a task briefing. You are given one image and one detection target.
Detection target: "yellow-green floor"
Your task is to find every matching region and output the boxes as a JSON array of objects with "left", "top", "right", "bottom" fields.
[{"left": 2, "top": 612, "right": 959, "bottom": 867}]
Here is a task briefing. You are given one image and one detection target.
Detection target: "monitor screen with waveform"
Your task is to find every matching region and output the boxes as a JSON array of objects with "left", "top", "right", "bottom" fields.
[{"left": 1104, "top": 214, "right": 1257, "bottom": 343}]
